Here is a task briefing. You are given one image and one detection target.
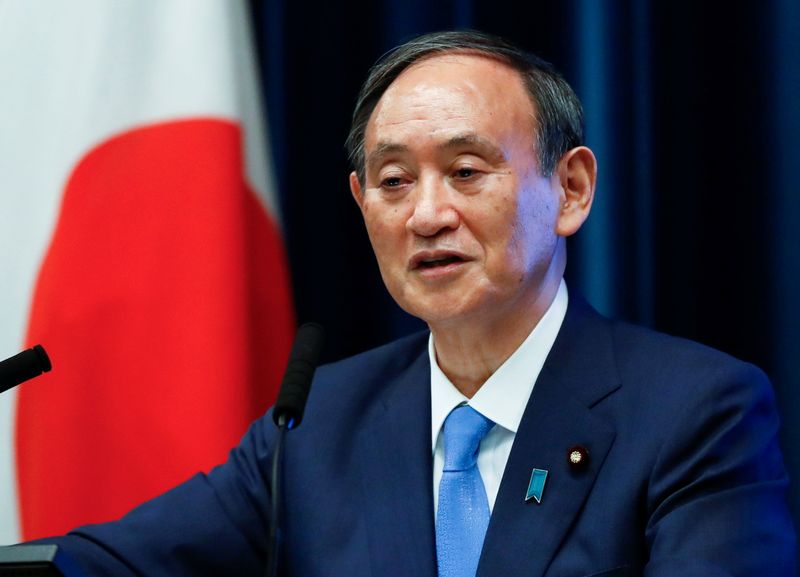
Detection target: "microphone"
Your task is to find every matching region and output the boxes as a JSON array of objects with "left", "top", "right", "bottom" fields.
[
  {"left": 272, "top": 323, "right": 325, "bottom": 429},
  {"left": 0, "top": 345, "right": 52, "bottom": 394},
  {"left": 267, "top": 323, "right": 324, "bottom": 577}
]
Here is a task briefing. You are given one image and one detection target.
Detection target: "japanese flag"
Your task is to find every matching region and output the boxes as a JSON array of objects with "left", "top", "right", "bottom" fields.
[{"left": 0, "top": 0, "right": 294, "bottom": 542}]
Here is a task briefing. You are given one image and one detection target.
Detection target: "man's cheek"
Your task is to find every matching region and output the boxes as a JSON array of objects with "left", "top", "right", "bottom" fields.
[{"left": 366, "top": 218, "right": 397, "bottom": 248}]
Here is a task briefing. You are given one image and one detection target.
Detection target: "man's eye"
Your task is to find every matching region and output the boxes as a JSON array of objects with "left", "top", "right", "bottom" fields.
[
  {"left": 454, "top": 167, "right": 476, "bottom": 179},
  {"left": 381, "top": 176, "right": 404, "bottom": 188}
]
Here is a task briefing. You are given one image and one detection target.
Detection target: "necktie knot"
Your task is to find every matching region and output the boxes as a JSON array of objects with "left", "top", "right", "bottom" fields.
[{"left": 442, "top": 405, "right": 494, "bottom": 472}]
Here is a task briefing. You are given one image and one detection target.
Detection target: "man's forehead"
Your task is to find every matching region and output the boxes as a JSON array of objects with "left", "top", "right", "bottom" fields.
[
  {"left": 370, "top": 52, "right": 531, "bottom": 117},
  {"left": 379, "top": 52, "right": 525, "bottom": 101},
  {"left": 362, "top": 53, "right": 535, "bottom": 163}
]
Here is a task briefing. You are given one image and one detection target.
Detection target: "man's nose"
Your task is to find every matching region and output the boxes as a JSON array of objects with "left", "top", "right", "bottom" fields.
[{"left": 406, "top": 176, "right": 460, "bottom": 237}]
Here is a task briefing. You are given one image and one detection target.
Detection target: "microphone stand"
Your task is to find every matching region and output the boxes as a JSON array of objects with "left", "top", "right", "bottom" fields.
[
  {"left": 264, "top": 323, "right": 324, "bottom": 577},
  {"left": 266, "top": 414, "right": 291, "bottom": 577}
]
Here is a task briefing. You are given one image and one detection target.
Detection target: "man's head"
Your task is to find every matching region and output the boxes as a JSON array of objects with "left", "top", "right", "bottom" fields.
[
  {"left": 346, "top": 30, "right": 585, "bottom": 185},
  {"left": 348, "top": 31, "right": 596, "bottom": 332}
]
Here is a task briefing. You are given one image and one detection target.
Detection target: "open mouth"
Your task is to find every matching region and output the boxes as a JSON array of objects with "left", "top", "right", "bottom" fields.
[{"left": 416, "top": 255, "right": 464, "bottom": 269}]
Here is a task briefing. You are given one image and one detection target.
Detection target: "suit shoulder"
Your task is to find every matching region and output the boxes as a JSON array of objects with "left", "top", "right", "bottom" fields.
[
  {"left": 563, "top": 297, "right": 769, "bottom": 395},
  {"left": 598, "top": 317, "right": 777, "bottom": 432},
  {"left": 301, "top": 330, "right": 429, "bottom": 412},
  {"left": 316, "top": 330, "right": 429, "bottom": 382},
  {"left": 608, "top": 317, "right": 768, "bottom": 386}
]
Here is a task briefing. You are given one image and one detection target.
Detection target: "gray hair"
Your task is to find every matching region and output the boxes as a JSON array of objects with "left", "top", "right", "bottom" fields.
[{"left": 345, "top": 30, "right": 584, "bottom": 184}]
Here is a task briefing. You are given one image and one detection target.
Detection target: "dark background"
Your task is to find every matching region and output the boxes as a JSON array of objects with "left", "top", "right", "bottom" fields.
[{"left": 249, "top": 0, "right": 800, "bottom": 525}]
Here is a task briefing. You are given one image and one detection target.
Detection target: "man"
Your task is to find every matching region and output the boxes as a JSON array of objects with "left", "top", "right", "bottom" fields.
[{"left": 29, "top": 30, "right": 796, "bottom": 576}]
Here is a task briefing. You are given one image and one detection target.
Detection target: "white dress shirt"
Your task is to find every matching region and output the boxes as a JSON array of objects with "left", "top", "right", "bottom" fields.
[{"left": 430, "top": 280, "right": 568, "bottom": 516}]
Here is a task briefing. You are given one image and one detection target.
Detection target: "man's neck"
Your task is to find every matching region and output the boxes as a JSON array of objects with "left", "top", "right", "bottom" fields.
[{"left": 429, "top": 279, "right": 562, "bottom": 398}]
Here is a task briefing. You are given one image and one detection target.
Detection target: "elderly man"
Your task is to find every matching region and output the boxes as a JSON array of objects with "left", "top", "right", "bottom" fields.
[{"left": 26, "top": 30, "right": 795, "bottom": 577}]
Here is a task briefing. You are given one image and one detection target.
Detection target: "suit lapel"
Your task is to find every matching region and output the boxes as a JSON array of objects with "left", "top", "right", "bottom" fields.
[
  {"left": 356, "top": 344, "right": 438, "bottom": 577},
  {"left": 478, "top": 298, "right": 621, "bottom": 577}
]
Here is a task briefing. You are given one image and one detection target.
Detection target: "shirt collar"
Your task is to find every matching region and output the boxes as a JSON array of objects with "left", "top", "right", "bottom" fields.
[{"left": 430, "top": 280, "right": 569, "bottom": 451}]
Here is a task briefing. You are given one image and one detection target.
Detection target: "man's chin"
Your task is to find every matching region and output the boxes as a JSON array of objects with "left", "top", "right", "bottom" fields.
[{"left": 396, "top": 296, "right": 478, "bottom": 328}]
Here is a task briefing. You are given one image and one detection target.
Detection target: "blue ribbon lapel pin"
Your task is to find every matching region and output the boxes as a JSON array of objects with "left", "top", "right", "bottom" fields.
[{"left": 525, "top": 468, "right": 548, "bottom": 504}]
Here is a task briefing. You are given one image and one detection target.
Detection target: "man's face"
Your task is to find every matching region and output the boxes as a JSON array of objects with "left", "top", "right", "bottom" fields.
[{"left": 350, "top": 53, "right": 568, "bottom": 329}]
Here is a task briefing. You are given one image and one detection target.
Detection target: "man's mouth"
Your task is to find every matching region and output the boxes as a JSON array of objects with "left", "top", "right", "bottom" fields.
[
  {"left": 411, "top": 251, "right": 469, "bottom": 271},
  {"left": 417, "top": 255, "right": 464, "bottom": 269}
]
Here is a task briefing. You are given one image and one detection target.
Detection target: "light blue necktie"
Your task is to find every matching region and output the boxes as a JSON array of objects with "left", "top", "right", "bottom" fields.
[{"left": 436, "top": 404, "right": 495, "bottom": 577}]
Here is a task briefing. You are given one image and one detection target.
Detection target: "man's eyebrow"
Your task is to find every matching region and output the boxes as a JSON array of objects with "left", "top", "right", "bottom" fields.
[
  {"left": 366, "top": 142, "right": 409, "bottom": 172},
  {"left": 365, "top": 134, "right": 508, "bottom": 172},
  {"left": 440, "top": 134, "right": 507, "bottom": 162}
]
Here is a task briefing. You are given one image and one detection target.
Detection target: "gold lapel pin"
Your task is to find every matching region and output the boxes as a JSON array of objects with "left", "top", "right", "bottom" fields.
[{"left": 567, "top": 445, "right": 589, "bottom": 470}]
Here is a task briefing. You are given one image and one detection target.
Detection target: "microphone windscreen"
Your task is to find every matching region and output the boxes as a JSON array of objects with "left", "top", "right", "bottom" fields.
[
  {"left": 0, "top": 345, "right": 52, "bottom": 394},
  {"left": 272, "top": 323, "right": 324, "bottom": 428}
]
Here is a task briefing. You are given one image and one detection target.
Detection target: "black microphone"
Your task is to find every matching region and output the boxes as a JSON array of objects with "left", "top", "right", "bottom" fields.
[
  {"left": 272, "top": 323, "right": 325, "bottom": 429},
  {"left": 267, "top": 323, "right": 324, "bottom": 577},
  {"left": 0, "top": 345, "right": 52, "bottom": 394}
]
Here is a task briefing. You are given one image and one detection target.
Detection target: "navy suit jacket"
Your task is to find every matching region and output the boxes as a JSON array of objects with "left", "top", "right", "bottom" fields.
[{"left": 46, "top": 298, "right": 795, "bottom": 576}]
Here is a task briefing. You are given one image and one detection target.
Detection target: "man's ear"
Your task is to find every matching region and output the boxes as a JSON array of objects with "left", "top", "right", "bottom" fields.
[
  {"left": 349, "top": 171, "right": 365, "bottom": 212},
  {"left": 554, "top": 146, "right": 596, "bottom": 237}
]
